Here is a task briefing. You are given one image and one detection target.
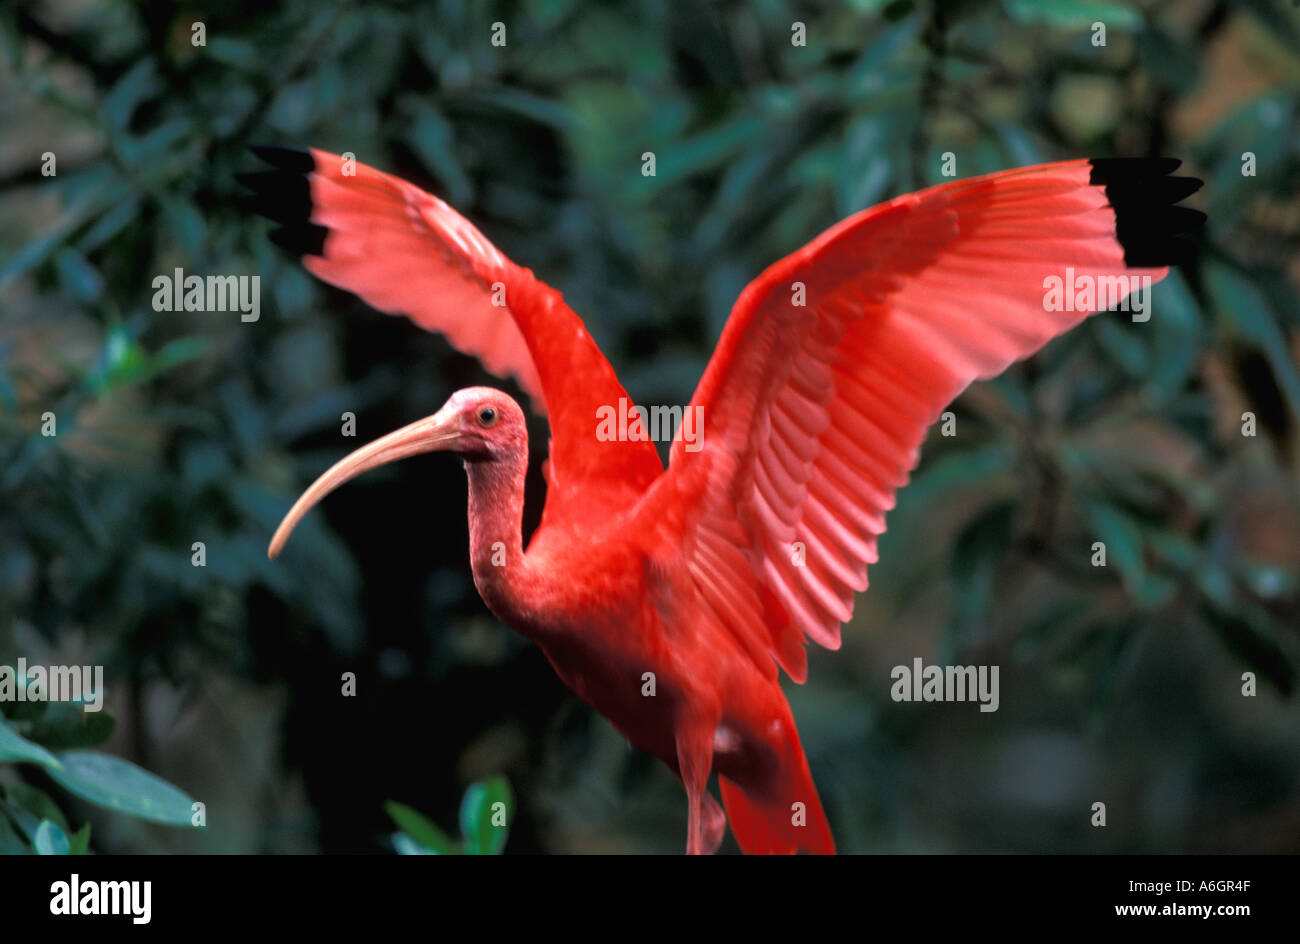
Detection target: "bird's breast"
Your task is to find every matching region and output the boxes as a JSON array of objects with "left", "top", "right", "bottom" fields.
[{"left": 474, "top": 530, "right": 687, "bottom": 761}]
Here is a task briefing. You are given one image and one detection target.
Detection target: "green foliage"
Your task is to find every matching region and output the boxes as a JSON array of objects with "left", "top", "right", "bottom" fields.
[
  {"left": 1, "top": 708, "right": 199, "bottom": 853},
  {"left": 387, "top": 777, "right": 514, "bottom": 855}
]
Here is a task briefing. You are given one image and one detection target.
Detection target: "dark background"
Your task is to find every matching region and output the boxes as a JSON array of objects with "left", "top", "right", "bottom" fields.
[{"left": 1, "top": 0, "right": 1298, "bottom": 854}]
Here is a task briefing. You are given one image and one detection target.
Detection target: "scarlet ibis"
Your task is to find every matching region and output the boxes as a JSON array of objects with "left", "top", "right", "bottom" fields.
[{"left": 243, "top": 146, "right": 1202, "bottom": 854}]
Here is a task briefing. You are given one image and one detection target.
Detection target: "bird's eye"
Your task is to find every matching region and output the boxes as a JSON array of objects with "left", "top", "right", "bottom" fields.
[{"left": 477, "top": 407, "right": 497, "bottom": 428}]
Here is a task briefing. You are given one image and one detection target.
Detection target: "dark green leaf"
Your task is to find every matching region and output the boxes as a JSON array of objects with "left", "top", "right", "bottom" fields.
[
  {"left": 78, "top": 198, "right": 142, "bottom": 253},
  {"left": 54, "top": 248, "right": 104, "bottom": 303},
  {"left": 1208, "top": 263, "right": 1300, "bottom": 415},
  {"left": 48, "top": 751, "right": 199, "bottom": 827},
  {"left": 384, "top": 800, "right": 460, "bottom": 854},
  {"left": 34, "top": 819, "right": 71, "bottom": 855},
  {"left": 69, "top": 822, "right": 92, "bottom": 855},
  {"left": 0, "top": 717, "right": 63, "bottom": 770},
  {"left": 1013, "top": 596, "right": 1095, "bottom": 662},
  {"left": 1202, "top": 603, "right": 1295, "bottom": 696},
  {"left": 1147, "top": 269, "right": 1201, "bottom": 403},
  {"left": 26, "top": 703, "right": 116, "bottom": 750},
  {"left": 4, "top": 784, "right": 69, "bottom": 837},
  {"left": 102, "top": 60, "right": 160, "bottom": 132},
  {"left": 1084, "top": 499, "right": 1144, "bottom": 590},
  {"left": 0, "top": 805, "right": 27, "bottom": 853},
  {"left": 459, "top": 777, "right": 513, "bottom": 855},
  {"left": 1004, "top": 0, "right": 1141, "bottom": 29}
]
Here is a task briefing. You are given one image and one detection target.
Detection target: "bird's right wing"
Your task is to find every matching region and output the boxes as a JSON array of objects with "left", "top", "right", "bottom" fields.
[
  {"left": 633, "top": 158, "right": 1203, "bottom": 683},
  {"left": 241, "top": 147, "right": 663, "bottom": 525}
]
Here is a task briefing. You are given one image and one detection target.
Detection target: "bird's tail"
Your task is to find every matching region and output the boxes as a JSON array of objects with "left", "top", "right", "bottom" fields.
[{"left": 719, "top": 728, "right": 835, "bottom": 855}]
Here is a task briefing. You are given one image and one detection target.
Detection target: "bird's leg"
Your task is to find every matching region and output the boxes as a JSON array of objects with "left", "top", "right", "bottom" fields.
[
  {"left": 675, "top": 720, "right": 720, "bottom": 855},
  {"left": 701, "top": 792, "right": 726, "bottom": 854}
]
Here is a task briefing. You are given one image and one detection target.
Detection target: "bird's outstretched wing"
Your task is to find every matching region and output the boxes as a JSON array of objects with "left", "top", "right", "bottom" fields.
[
  {"left": 634, "top": 158, "right": 1203, "bottom": 682},
  {"left": 241, "top": 147, "right": 662, "bottom": 526}
]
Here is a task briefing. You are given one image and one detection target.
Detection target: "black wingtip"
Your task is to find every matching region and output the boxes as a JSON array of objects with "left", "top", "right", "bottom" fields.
[
  {"left": 1088, "top": 157, "right": 1206, "bottom": 267},
  {"left": 268, "top": 223, "right": 328, "bottom": 257},
  {"left": 249, "top": 144, "right": 316, "bottom": 173},
  {"left": 237, "top": 169, "right": 312, "bottom": 225},
  {"left": 241, "top": 147, "right": 327, "bottom": 257}
]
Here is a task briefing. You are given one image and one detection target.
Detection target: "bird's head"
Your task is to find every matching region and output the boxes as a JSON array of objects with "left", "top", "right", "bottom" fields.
[{"left": 267, "top": 386, "right": 525, "bottom": 559}]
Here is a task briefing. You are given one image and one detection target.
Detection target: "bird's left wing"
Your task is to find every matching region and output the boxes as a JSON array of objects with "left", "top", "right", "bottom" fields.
[
  {"left": 633, "top": 158, "right": 1203, "bottom": 683},
  {"left": 241, "top": 147, "right": 662, "bottom": 524}
]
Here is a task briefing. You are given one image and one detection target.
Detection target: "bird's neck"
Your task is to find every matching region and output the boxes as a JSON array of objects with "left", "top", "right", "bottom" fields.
[{"left": 464, "top": 452, "right": 537, "bottom": 629}]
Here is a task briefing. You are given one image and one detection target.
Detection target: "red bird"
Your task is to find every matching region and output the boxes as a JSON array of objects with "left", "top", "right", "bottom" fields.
[{"left": 244, "top": 147, "right": 1202, "bottom": 854}]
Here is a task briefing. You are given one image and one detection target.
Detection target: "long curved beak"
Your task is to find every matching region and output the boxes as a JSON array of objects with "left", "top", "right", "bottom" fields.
[{"left": 268, "top": 409, "right": 461, "bottom": 559}]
